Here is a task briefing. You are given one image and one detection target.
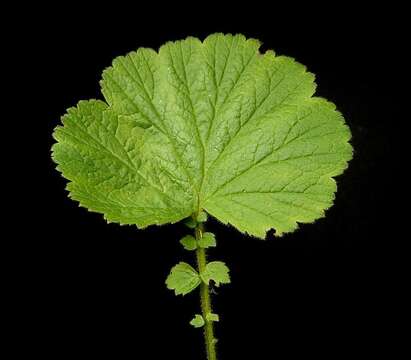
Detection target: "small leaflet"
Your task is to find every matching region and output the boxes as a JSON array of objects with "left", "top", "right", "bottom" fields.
[
  {"left": 198, "top": 232, "right": 216, "bottom": 248},
  {"left": 190, "top": 314, "right": 205, "bottom": 328},
  {"left": 180, "top": 235, "right": 197, "bottom": 251},
  {"left": 183, "top": 217, "right": 197, "bottom": 229},
  {"left": 200, "top": 261, "right": 231, "bottom": 287},
  {"left": 166, "top": 262, "right": 201, "bottom": 296},
  {"left": 197, "top": 211, "right": 208, "bottom": 223},
  {"left": 206, "top": 313, "right": 219, "bottom": 322}
]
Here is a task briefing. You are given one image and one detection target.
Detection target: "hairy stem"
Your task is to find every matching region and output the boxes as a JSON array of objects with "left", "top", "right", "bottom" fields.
[{"left": 195, "top": 222, "right": 217, "bottom": 360}]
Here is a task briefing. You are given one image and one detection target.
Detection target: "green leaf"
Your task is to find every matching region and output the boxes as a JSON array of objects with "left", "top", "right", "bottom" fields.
[
  {"left": 206, "top": 313, "right": 219, "bottom": 322},
  {"left": 183, "top": 217, "right": 197, "bottom": 229},
  {"left": 200, "top": 261, "right": 230, "bottom": 286},
  {"left": 166, "top": 262, "right": 200, "bottom": 296},
  {"left": 198, "top": 232, "right": 216, "bottom": 248},
  {"left": 197, "top": 211, "right": 208, "bottom": 223},
  {"left": 180, "top": 235, "right": 197, "bottom": 251},
  {"left": 190, "top": 314, "right": 205, "bottom": 328},
  {"left": 52, "top": 33, "right": 352, "bottom": 238}
]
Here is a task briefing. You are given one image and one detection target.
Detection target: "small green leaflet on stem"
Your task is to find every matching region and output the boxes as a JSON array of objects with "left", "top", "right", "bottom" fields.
[
  {"left": 206, "top": 313, "right": 220, "bottom": 322},
  {"left": 197, "top": 211, "right": 208, "bottom": 223},
  {"left": 198, "top": 232, "right": 216, "bottom": 248},
  {"left": 200, "top": 261, "right": 231, "bottom": 287},
  {"left": 190, "top": 314, "right": 205, "bottom": 328},
  {"left": 183, "top": 211, "right": 207, "bottom": 230},
  {"left": 180, "top": 235, "right": 197, "bottom": 251},
  {"left": 183, "top": 217, "right": 197, "bottom": 229},
  {"left": 166, "top": 262, "right": 200, "bottom": 296}
]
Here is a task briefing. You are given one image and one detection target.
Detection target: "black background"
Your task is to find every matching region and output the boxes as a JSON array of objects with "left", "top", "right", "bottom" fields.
[{"left": 13, "top": 3, "right": 399, "bottom": 359}]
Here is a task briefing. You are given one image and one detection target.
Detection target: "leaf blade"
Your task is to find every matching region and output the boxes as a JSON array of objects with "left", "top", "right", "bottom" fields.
[
  {"left": 198, "top": 232, "right": 216, "bottom": 249},
  {"left": 166, "top": 262, "right": 201, "bottom": 296},
  {"left": 180, "top": 235, "right": 197, "bottom": 251},
  {"left": 52, "top": 34, "right": 353, "bottom": 238},
  {"left": 190, "top": 314, "right": 205, "bottom": 328},
  {"left": 200, "top": 261, "right": 231, "bottom": 287}
]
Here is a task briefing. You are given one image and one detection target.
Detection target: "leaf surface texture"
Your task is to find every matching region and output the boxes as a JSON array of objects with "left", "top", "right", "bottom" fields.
[{"left": 52, "top": 34, "right": 352, "bottom": 238}]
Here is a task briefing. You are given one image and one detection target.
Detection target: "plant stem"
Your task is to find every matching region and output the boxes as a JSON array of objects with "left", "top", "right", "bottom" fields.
[{"left": 195, "top": 223, "right": 217, "bottom": 360}]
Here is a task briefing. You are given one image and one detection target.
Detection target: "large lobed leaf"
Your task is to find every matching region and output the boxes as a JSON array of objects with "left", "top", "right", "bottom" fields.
[{"left": 52, "top": 33, "right": 352, "bottom": 238}]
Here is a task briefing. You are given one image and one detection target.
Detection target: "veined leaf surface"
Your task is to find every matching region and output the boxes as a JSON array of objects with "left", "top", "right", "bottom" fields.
[{"left": 52, "top": 33, "right": 352, "bottom": 238}]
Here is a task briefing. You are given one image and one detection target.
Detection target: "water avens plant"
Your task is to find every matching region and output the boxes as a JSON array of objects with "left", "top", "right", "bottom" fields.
[{"left": 52, "top": 33, "right": 352, "bottom": 359}]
